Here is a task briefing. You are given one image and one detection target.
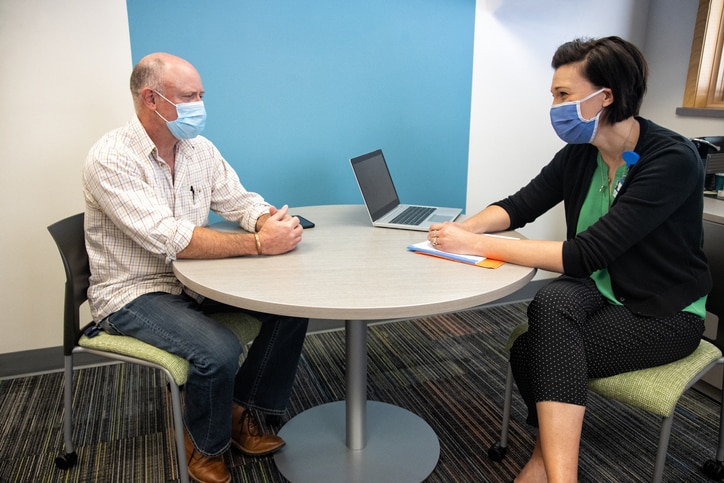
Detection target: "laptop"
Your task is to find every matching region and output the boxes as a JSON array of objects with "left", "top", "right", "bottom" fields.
[{"left": 350, "top": 149, "right": 462, "bottom": 231}]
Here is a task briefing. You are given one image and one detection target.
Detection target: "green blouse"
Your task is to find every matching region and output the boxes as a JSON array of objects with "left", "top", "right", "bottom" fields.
[{"left": 577, "top": 153, "right": 706, "bottom": 318}]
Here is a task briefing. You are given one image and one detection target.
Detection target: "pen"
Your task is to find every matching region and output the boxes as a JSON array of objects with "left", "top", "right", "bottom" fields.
[
  {"left": 190, "top": 186, "right": 195, "bottom": 202},
  {"left": 484, "top": 233, "right": 520, "bottom": 240}
]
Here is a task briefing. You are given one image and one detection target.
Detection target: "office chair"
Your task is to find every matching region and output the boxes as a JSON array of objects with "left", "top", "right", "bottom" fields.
[
  {"left": 48, "top": 213, "right": 262, "bottom": 483},
  {"left": 488, "top": 323, "right": 724, "bottom": 482}
]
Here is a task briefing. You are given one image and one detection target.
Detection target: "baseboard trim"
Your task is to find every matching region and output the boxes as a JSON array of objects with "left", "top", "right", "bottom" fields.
[
  {"left": 0, "top": 347, "right": 113, "bottom": 380},
  {"left": 0, "top": 280, "right": 548, "bottom": 380}
]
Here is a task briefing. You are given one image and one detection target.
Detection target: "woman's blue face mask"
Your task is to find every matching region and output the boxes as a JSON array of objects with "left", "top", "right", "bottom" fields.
[
  {"left": 154, "top": 90, "right": 206, "bottom": 140},
  {"left": 549, "top": 88, "right": 605, "bottom": 144}
]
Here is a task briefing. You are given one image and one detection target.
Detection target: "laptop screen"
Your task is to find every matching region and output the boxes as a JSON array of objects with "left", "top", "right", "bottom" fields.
[{"left": 351, "top": 150, "right": 400, "bottom": 221}]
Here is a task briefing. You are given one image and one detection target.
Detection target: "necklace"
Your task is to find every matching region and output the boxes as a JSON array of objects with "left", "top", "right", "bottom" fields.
[
  {"left": 599, "top": 118, "right": 638, "bottom": 194},
  {"left": 599, "top": 165, "right": 608, "bottom": 193},
  {"left": 621, "top": 117, "right": 636, "bottom": 158},
  {"left": 621, "top": 118, "right": 640, "bottom": 166}
]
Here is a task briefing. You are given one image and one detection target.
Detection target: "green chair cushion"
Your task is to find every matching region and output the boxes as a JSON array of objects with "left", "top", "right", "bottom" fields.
[
  {"left": 79, "top": 333, "right": 191, "bottom": 385},
  {"left": 79, "top": 312, "right": 262, "bottom": 387},
  {"left": 505, "top": 323, "right": 723, "bottom": 418},
  {"left": 589, "top": 339, "right": 722, "bottom": 417},
  {"left": 504, "top": 323, "right": 529, "bottom": 352},
  {"left": 207, "top": 312, "right": 262, "bottom": 346}
]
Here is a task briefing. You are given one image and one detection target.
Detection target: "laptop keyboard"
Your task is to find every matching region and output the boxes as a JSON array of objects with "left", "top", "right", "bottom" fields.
[{"left": 390, "top": 206, "right": 435, "bottom": 225}]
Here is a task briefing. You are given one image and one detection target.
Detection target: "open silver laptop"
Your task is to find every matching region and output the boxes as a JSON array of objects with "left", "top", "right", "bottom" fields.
[{"left": 350, "top": 149, "right": 462, "bottom": 231}]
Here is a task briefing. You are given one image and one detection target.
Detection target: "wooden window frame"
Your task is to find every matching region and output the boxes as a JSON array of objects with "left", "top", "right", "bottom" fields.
[{"left": 682, "top": 0, "right": 724, "bottom": 111}]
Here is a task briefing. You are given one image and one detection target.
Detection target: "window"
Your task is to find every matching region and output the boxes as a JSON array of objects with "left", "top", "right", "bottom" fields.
[{"left": 681, "top": 0, "right": 724, "bottom": 112}]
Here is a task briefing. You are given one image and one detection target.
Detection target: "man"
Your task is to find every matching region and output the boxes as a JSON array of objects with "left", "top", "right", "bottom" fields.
[{"left": 82, "top": 52, "right": 309, "bottom": 483}]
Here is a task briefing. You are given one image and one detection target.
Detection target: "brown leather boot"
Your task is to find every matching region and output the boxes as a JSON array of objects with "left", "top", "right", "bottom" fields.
[
  {"left": 184, "top": 430, "right": 231, "bottom": 483},
  {"left": 231, "top": 404, "right": 285, "bottom": 456}
]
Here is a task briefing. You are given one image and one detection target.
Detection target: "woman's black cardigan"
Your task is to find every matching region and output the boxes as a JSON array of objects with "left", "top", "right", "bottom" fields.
[{"left": 493, "top": 117, "right": 711, "bottom": 318}]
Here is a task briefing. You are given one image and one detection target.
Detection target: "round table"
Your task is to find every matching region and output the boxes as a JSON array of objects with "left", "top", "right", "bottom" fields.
[{"left": 173, "top": 204, "right": 535, "bottom": 482}]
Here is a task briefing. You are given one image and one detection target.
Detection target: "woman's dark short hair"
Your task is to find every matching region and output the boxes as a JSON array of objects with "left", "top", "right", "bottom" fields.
[{"left": 552, "top": 36, "right": 648, "bottom": 125}]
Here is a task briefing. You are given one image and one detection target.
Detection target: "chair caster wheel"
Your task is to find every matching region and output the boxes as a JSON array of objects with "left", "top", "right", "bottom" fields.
[
  {"left": 55, "top": 451, "right": 78, "bottom": 470},
  {"left": 702, "top": 458, "right": 724, "bottom": 480},
  {"left": 488, "top": 441, "right": 507, "bottom": 462}
]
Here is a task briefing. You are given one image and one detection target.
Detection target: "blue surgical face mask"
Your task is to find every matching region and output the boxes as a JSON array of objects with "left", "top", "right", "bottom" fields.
[
  {"left": 549, "top": 88, "right": 605, "bottom": 144},
  {"left": 154, "top": 90, "right": 206, "bottom": 139}
]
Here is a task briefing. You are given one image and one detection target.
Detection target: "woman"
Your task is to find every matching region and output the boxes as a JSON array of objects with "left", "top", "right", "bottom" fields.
[{"left": 428, "top": 36, "right": 711, "bottom": 482}]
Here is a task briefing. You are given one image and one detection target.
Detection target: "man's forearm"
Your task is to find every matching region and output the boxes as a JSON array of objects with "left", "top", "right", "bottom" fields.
[{"left": 177, "top": 226, "right": 258, "bottom": 259}]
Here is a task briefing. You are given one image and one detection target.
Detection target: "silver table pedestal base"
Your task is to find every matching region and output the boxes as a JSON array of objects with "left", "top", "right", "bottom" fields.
[{"left": 274, "top": 401, "right": 440, "bottom": 482}]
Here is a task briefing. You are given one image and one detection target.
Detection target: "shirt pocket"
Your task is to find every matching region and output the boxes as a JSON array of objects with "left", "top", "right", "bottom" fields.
[{"left": 180, "top": 179, "right": 211, "bottom": 226}]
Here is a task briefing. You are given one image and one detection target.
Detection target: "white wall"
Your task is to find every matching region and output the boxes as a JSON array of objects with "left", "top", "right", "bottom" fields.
[
  {"left": 468, "top": 0, "right": 651, "bottom": 280},
  {"left": 641, "top": 0, "right": 723, "bottom": 137},
  {"left": 0, "top": 0, "right": 133, "bottom": 354}
]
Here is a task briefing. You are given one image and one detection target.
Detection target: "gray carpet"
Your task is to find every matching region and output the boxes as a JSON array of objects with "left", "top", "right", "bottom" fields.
[{"left": 0, "top": 302, "right": 722, "bottom": 482}]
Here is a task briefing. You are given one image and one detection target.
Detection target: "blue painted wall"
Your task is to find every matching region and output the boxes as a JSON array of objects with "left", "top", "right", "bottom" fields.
[{"left": 126, "top": 1, "right": 475, "bottom": 214}]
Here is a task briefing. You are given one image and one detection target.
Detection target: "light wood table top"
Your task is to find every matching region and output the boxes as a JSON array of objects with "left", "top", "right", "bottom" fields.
[{"left": 173, "top": 204, "right": 536, "bottom": 321}]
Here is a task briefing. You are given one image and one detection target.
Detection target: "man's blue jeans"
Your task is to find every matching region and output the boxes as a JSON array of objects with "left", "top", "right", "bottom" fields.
[{"left": 99, "top": 291, "right": 309, "bottom": 456}]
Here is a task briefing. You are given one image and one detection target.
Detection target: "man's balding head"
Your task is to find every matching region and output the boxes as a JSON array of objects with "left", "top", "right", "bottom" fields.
[{"left": 130, "top": 53, "right": 200, "bottom": 111}]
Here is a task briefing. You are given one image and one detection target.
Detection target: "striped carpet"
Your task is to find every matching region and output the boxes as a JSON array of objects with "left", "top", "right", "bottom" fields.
[{"left": 0, "top": 302, "right": 721, "bottom": 482}]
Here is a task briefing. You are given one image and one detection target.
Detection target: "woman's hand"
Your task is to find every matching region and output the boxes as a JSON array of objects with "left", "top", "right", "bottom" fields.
[{"left": 428, "top": 222, "right": 478, "bottom": 254}]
